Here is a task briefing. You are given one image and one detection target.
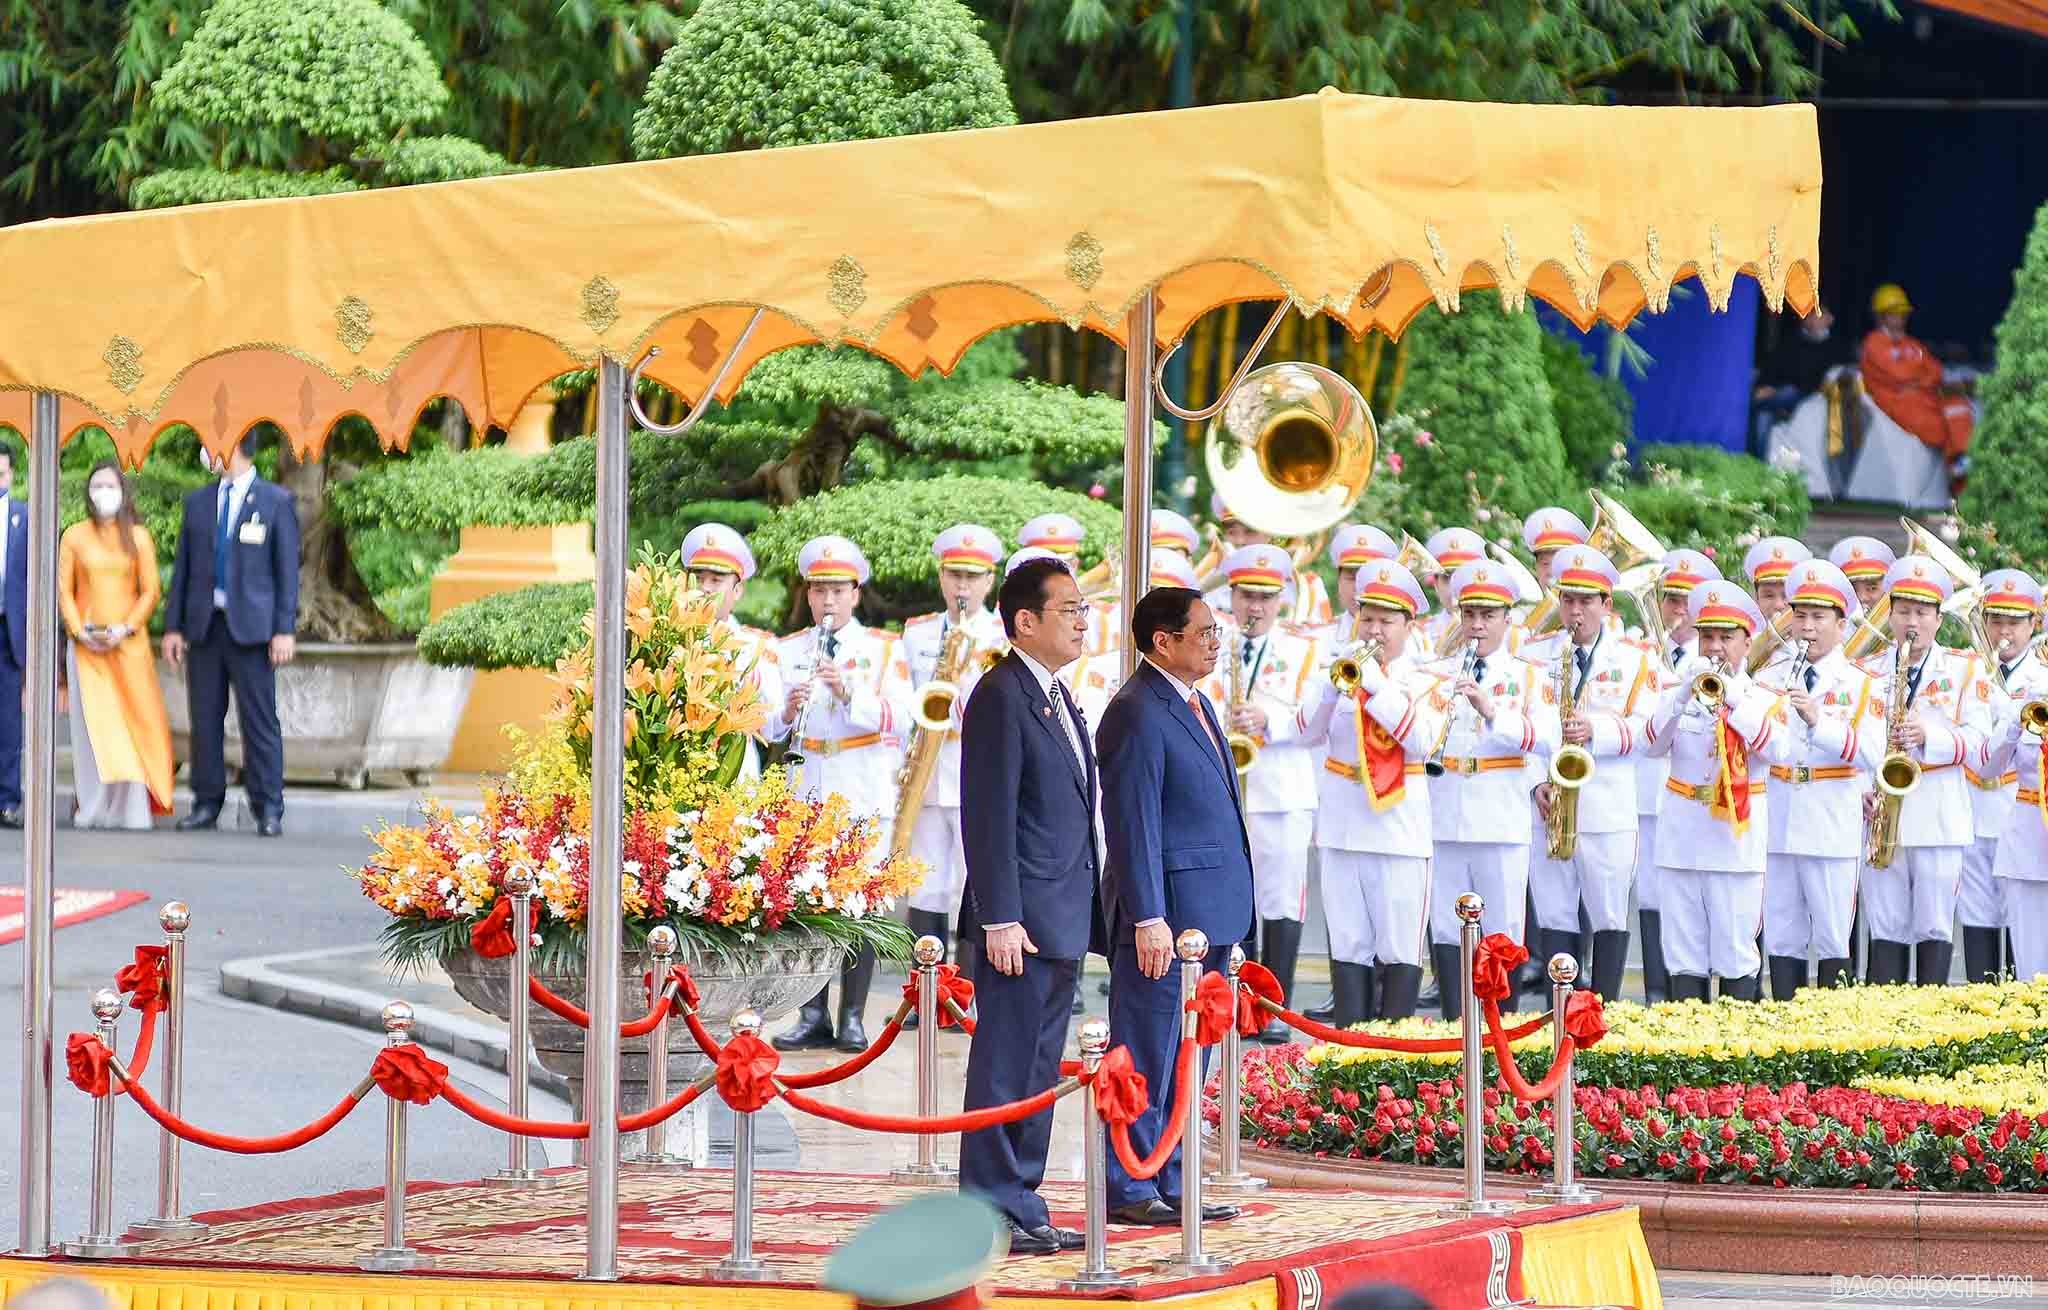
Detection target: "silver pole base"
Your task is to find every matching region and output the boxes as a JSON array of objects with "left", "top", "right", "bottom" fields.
[
  {"left": 1059, "top": 1269, "right": 1140, "bottom": 1291},
  {"left": 60, "top": 1235, "right": 140, "bottom": 1259},
  {"left": 888, "top": 1162, "right": 958, "bottom": 1185},
  {"left": 486, "top": 1167, "right": 575, "bottom": 1189},
  {"left": 1528, "top": 1183, "right": 1602, "bottom": 1205},
  {"left": 621, "top": 1155, "right": 694, "bottom": 1174},
  {"left": 704, "top": 1258, "right": 786, "bottom": 1282},
  {"left": 1438, "top": 1198, "right": 1514, "bottom": 1218},
  {"left": 1151, "top": 1254, "right": 1233, "bottom": 1277},
  {"left": 1200, "top": 1171, "right": 1269, "bottom": 1196},
  {"left": 357, "top": 1246, "right": 433, "bottom": 1272},
  {"left": 127, "top": 1216, "right": 211, "bottom": 1241}
]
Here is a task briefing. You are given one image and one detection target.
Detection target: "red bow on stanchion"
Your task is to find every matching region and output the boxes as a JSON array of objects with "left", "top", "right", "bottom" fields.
[
  {"left": 1563, "top": 990, "right": 1608, "bottom": 1049},
  {"left": 371, "top": 1045, "right": 450, "bottom": 1105},
  {"left": 1091, "top": 1045, "right": 1149, "bottom": 1128},
  {"left": 668, "top": 964, "right": 701, "bottom": 1012},
  {"left": 65, "top": 1033, "right": 113, "bottom": 1097},
  {"left": 715, "top": 1033, "right": 781, "bottom": 1113},
  {"left": 902, "top": 964, "right": 975, "bottom": 1027},
  {"left": 470, "top": 897, "right": 517, "bottom": 959},
  {"left": 1235, "top": 960, "right": 1284, "bottom": 1037},
  {"left": 1189, "top": 973, "right": 1235, "bottom": 1045},
  {"left": 1471, "top": 932, "right": 1530, "bottom": 1004},
  {"left": 116, "top": 945, "right": 168, "bottom": 1013}
]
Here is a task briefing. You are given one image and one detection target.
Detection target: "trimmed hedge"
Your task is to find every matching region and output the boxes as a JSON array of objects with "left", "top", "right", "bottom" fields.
[
  {"left": 416, "top": 581, "right": 594, "bottom": 671},
  {"left": 1959, "top": 199, "right": 2048, "bottom": 573}
]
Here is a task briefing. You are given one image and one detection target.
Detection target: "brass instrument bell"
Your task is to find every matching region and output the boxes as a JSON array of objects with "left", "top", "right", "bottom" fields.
[
  {"left": 1329, "top": 638, "right": 1383, "bottom": 694},
  {"left": 1207, "top": 363, "right": 1377, "bottom": 537}
]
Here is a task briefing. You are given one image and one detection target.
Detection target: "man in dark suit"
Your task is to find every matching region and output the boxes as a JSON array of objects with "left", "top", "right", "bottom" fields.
[
  {"left": 162, "top": 431, "right": 300, "bottom": 837},
  {"left": 0, "top": 446, "right": 27, "bottom": 828},
  {"left": 958, "top": 556, "right": 1099, "bottom": 1256},
  {"left": 1097, "top": 585, "right": 1253, "bottom": 1226}
]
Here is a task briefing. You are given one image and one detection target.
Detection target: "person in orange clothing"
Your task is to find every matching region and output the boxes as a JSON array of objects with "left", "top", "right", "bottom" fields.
[
  {"left": 60, "top": 460, "right": 174, "bottom": 828},
  {"left": 1860, "top": 283, "right": 1974, "bottom": 460}
]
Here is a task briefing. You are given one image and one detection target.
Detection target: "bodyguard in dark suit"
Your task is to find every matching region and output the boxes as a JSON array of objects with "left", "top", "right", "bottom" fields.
[
  {"left": 1097, "top": 586, "right": 1254, "bottom": 1225},
  {"left": 0, "top": 447, "right": 28, "bottom": 827},
  {"left": 162, "top": 431, "right": 300, "bottom": 837},
  {"left": 958, "top": 556, "right": 1099, "bottom": 1257}
]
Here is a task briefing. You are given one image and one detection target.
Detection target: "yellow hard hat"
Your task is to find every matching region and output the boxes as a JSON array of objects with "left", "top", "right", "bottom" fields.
[{"left": 1871, "top": 283, "right": 1913, "bottom": 316}]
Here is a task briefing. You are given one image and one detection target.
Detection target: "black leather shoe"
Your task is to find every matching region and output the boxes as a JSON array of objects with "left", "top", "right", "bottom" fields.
[
  {"left": 773, "top": 990, "right": 836, "bottom": 1052},
  {"left": 175, "top": 805, "right": 220, "bottom": 832},
  {"left": 0, "top": 807, "right": 21, "bottom": 829},
  {"left": 1107, "top": 1199, "right": 1179, "bottom": 1227},
  {"left": 1003, "top": 1220, "right": 1062, "bottom": 1256},
  {"left": 256, "top": 814, "right": 283, "bottom": 838},
  {"left": 1256, "top": 1019, "right": 1293, "bottom": 1046},
  {"left": 1024, "top": 1223, "right": 1084, "bottom": 1251},
  {"left": 1162, "top": 1198, "right": 1241, "bottom": 1222}
]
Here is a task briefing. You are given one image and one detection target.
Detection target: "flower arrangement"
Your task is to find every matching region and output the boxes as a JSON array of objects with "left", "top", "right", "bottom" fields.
[{"left": 355, "top": 549, "right": 921, "bottom": 971}]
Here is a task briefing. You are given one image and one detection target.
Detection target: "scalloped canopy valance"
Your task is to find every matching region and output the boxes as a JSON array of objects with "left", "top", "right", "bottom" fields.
[{"left": 0, "top": 89, "right": 1819, "bottom": 464}]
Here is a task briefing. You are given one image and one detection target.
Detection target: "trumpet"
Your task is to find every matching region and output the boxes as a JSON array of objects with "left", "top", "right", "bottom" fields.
[
  {"left": 1422, "top": 640, "right": 1479, "bottom": 777},
  {"left": 1867, "top": 644, "right": 1921, "bottom": 870},
  {"left": 1691, "top": 662, "right": 1727, "bottom": 712},
  {"left": 1329, "top": 638, "right": 1384, "bottom": 694}
]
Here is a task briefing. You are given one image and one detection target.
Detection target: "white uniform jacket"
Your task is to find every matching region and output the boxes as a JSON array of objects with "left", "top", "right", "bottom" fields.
[
  {"left": 1423, "top": 649, "right": 1553, "bottom": 844},
  {"left": 764, "top": 618, "right": 911, "bottom": 817},
  {"left": 1297, "top": 654, "right": 1447, "bottom": 858},
  {"left": 1526, "top": 633, "right": 1658, "bottom": 835},
  {"left": 898, "top": 607, "right": 1005, "bottom": 811},
  {"left": 1756, "top": 647, "right": 1885, "bottom": 859},
  {"left": 1644, "top": 664, "right": 1795, "bottom": 873},
  {"left": 1198, "top": 622, "right": 1324, "bottom": 815},
  {"left": 1857, "top": 645, "right": 1987, "bottom": 850},
  {"left": 1984, "top": 655, "right": 2048, "bottom": 883}
]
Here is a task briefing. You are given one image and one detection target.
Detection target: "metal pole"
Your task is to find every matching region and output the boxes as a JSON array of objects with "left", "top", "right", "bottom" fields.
[
  {"left": 1204, "top": 945, "right": 1266, "bottom": 1196},
  {"left": 891, "top": 934, "right": 953, "bottom": 1183},
  {"left": 1153, "top": 929, "right": 1229, "bottom": 1277},
  {"left": 359, "top": 1002, "right": 430, "bottom": 1271},
  {"left": 130, "top": 903, "right": 209, "bottom": 1239},
  {"left": 1120, "top": 298, "right": 1158, "bottom": 682},
  {"left": 624, "top": 926, "right": 687, "bottom": 1171},
  {"left": 707, "top": 1011, "right": 782, "bottom": 1282},
  {"left": 489, "top": 872, "right": 562, "bottom": 1187},
  {"left": 17, "top": 389, "right": 59, "bottom": 1257},
  {"left": 583, "top": 356, "right": 629, "bottom": 1281},
  {"left": 1530, "top": 954, "right": 1599, "bottom": 1204},
  {"left": 1444, "top": 893, "right": 1510, "bottom": 1217},
  {"left": 62, "top": 990, "right": 139, "bottom": 1258},
  {"left": 1060, "top": 1017, "right": 1135, "bottom": 1291}
]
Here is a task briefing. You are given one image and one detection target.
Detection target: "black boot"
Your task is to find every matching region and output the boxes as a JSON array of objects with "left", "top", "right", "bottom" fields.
[
  {"left": 1590, "top": 930, "right": 1630, "bottom": 1001},
  {"left": 1720, "top": 972, "right": 1762, "bottom": 1002},
  {"left": 1257, "top": 919, "right": 1304, "bottom": 1044},
  {"left": 1848, "top": 905, "right": 1866, "bottom": 981},
  {"left": 1378, "top": 963, "right": 1424, "bottom": 1020},
  {"left": 1669, "top": 973, "right": 1712, "bottom": 1003},
  {"left": 1432, "top": 943, "right": 1465, "bottom": 1022},
  {"left": 1817, "top": 957, "right": 1851, "bottom": 990},
  {"left": 2006, "top": 929, "right": 2017, "bottom": 979},
  {"left": 903, "top": 910, "right": 949, "bottom": 1030},
  {"left": 835, "top": 945, "right": 877, "bottom": 1053},
  {"left": 1768, "top": 954, "right": 1807, "bottom": 1001},
  {"left": 773, "top": 985, "right": 835, "bottom": 1051},
  {"left": 1330, "top": 962, "right": 1373, "bottom": 1029},
  {"left": 1639, "top": 909, "right": 1670, "bottom": 1004},
  {"left": 1962, "top": 926, "right": 2002, "bottom": 984},
  {"left": 1866, "top": 940, "right": 1910, "bottom": 986},
  {"left": 1914, "top": 938, "right": 1955, "bottom": 988},
  {"left": 1575, "top": 907, "right": 1596, "bottom": 992}
]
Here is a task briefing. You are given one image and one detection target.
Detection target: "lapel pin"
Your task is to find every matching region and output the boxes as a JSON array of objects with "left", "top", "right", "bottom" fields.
[{"left": 1041, "top": 705, "right": 1052, "bottom": 718}]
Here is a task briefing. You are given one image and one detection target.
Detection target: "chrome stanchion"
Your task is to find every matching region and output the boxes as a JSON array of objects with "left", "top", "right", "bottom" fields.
[
  {"left": 129, "top": 901, "right": 210, "bottom": 1240},
  {"left": 624, "top": 926, "right": 689, "bottom": 1172},
  {"left": 1529, "top": 954, "right": 1599, "bottom": 1205},
  {"left": 706, "top": 1010, "right": 782, "bottom": 1282},
  {"left": 1059, "top": 1017, "right": 1136, "bottom": 1291},
  {"left": 1152, "top": 929, "right": 1230, "bottom": 1277},
  {"left": 1443, "top": 893, "right": 1511, "bottom": 1217},
  {"left": 63, "top": 990, "right": 140, "bottom": 1258},
  {"left": 488, "top": 871, "right": 564, "bottom": 1189},
  {"left": 891, "top": 934, "right": 955, "bottom": 1184},
  {"left": 358, "top": 1002, "right": 431, "bottom": 1272},
  {"left": 1202, "top": 945, "right": 1266, "bottom": 1196}
]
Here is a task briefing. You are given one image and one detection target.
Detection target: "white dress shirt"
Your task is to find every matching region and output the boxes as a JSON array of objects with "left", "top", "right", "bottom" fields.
[{"left": 212, "top": 466, "right": 256, "bottom": 611}]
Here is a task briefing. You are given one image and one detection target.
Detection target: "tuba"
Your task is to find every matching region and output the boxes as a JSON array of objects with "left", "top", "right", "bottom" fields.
[
  {"left": 1397, "top": 532, "right": 1442, "bottom": 579},
  {"left": 1586, "top": 488, "right": 1667, "bottom": 572},
  {"left": 1866, "top": 643, "right": 1922, "bottom": 870},
  {"left": 1545, "top": 643, "right": 1595, "bottom": 860},
  {"left": 1850, "top": 517, "right": 1984, "bottom": 661},
  {"left": 1206, "top": 363, "right": 1377, "bottom": 537},
  {"left": 1329, "top": 638, "right": 1383, "bottom": 694},
  {"left": 891, "top": 599, "right": 976, "bottom": 861},
  {"left": 1746, "top": 610, "right": 1797, "bottom": 675}
]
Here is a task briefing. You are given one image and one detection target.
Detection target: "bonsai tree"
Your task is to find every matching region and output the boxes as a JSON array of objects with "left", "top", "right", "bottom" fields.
[
  {"left": 131, "top": 0, "right": 521, "bottom": 641},
  {"left": 1959, "top": 200, "right": 2048, "bottom": 571}
]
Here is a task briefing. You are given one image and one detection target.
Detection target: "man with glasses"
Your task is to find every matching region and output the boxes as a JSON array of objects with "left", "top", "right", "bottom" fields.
[
  {"left": 1097, "top": 585, "right": 1253, "bottom": 1227},
  {"left": 958, "top": 557, "right": 1101, "bottom": 1255},
  {"left": 678, "top": 522, "right": 782, "bottom": 778}
]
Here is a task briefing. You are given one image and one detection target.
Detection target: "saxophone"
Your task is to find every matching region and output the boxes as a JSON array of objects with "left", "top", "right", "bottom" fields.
[
  {"left": 1226, "top": 635, "right": 1258, "bottom": 778},
  {"left": 890, "top": 599, "right": 975, "bottom": 862},
  {"left": 1546, "top": 643, "right": 1595, "bottom": 861},
  {"left": 1866, "top": 643, "right": 1922, "bottom": 870}
]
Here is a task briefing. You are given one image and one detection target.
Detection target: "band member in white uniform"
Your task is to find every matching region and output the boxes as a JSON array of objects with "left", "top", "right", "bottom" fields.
[
  {"left": 1424, "top": 559, "right": 1551, "bottom": 1018},
  {"left": 1859, "top": 555, "right": 1985, "bottom": 987},
  {"left": 902, "top": 523, "right": 1008, "bottom": 1003},
  {"left": 1644, "top": 583, "right": 1794, "bottom": 1000},
  {"left": 1296, "top": 562, "right": 1445, "bottom": 1024},
  {"left": 767, "top": 534, "right": 912, "bottom": 1054},
  {"left": 1208, "top": 492, "right": 1333, "bottom": 626},
  {"left": 678, "top": 523, "right": 784, "bottom": 778},
  {"left": 1756, "top": 560, "right": 1883, "bottom": 998},
  {"left": 1743, "top": 536, "right": 1814, "bottom": 682},
  {"left": 1525, "top": 546, "right": 1656, "bottom": 1000},
  {"left": 1960, "top": 569, "right": 2039, "bottom": 981},
  {"left": 1979, "top": 579, "right": 2048, "bottom": 981},
  {"left": 1634, "top": 549, "right": 1717, "bottom": 1002},
  {"left": 1829, "top": 536, "right": 1897, "bottom": 618}
]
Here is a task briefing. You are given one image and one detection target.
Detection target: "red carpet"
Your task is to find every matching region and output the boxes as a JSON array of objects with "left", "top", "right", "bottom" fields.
[{"left": 0, "top": 886, "right": 150, "bottom": 945}]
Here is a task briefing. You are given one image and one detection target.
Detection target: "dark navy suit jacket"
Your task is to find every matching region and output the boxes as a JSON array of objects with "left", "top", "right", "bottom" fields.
[
  {"left": 1096, "top": 660, "right": 1254, "bottom": 951},
  {"left": 164, "top": 477, "right": 300, "bottom": 646},
  {"left": 0, "top": 498, "right": 25, "bottom": 667},
  {"left": 960, "top": 651, "right": 1102, "bottom": 962}
]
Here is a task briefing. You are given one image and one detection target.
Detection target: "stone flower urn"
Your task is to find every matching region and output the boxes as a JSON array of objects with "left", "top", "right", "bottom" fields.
[{"left": 443, "top": 931, "right": 842, "bottom": 1161}]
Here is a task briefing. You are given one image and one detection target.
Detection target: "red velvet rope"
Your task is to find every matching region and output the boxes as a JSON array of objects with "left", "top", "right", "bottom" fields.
[
  {"left": 779, "top": 1079, "right": 1068, "bottom": 1134},
  {"left": 682, "top": 1008, "right": 724, "bottom": 1059},
  {"left": 1483, "top": 999, "right": 1573, "bottom": 1103},
  {"left": 527, "top": 976, "right": 672, "bottom": 1038},
  {"left": 433, "top": 1075, "right": 711, "bottom": 1139},
  {"left": 944, "top": 997, "right": 977, "bottom": 1035},
  {"left": 117, "top": 1068, "right": 368, "bottom": 1153},
  {"left": 111, "top": 1006, "right": 158, "bottom": 1098},
  {"left": 1253, "top": 996, "right": 1550, "bottom": 1051},
  {"left": 1107, "top": 1040, "right": 1195, "bottom": 1181},
  {"left": 777, "top": 1004, "right": 911, "bottom": 1089}
]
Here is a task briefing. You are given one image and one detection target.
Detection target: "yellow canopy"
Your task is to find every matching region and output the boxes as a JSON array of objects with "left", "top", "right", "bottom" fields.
[{"left": 0, "top": 89, "right": 1819, "bottom": 463}]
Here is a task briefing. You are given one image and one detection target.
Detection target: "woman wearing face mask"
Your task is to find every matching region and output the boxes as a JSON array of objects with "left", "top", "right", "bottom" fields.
[{"left": 59, "top": 460, "right": 174, "bottom": 828}]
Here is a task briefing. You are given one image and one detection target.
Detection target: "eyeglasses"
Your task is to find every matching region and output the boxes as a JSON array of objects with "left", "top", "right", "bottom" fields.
[
  {"left": 1041, "top": 603, "right": 1094, "bottom": 622},
  {"left": 1176, "top": 624, "right": 1223, "bottom": 644}
]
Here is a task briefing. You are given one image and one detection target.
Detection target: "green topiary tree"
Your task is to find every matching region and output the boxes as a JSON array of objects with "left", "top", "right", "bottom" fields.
[
  {"left": 1540, "top": 331, "right": 1634, "bottom": 480},
  {"left": 1959, "top": 200, "right": 2048, "bottom": 572}
]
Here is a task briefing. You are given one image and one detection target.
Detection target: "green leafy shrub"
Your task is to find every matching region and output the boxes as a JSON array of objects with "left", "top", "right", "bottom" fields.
[
  {"left": 1541, "top": 331, "right": 1633, "bottom": 479},
  {"left": 1606, "top": 443, "right": 1811, "bottom": 569},
  {"left": 417, "top": 582, "right": 594, "bottom": 671},
  {"left": 130, "top": 168, "right": 360, "bottom": 208},
  {"left": 1959, "top": 200, "right": 2048, "bottom": 574},
  {"left": 328, "top": 447, "right": 585, "bottom": 536}
]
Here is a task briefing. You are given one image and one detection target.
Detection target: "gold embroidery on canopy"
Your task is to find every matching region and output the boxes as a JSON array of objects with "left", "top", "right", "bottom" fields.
[
  {"left": 336, "top": 296, "right": 374, "bottom": 354},
  {"left": 581, "top": 276, "right": 622, "bottom": 334},
  {"left": 1064, "top": 232, "right": 1104, "bottom": 291},
  {"left": 103, "top": 336, "right": 144, "bottom": 395},
  {"left": 827, "top": 256, "right": 867, "bottom": 318}
]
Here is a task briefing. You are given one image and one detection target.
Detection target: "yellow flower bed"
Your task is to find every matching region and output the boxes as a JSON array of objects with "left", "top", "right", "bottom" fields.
[{"left": 1857, "top": 1059, "right": 2048, "bottom": 1118}]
